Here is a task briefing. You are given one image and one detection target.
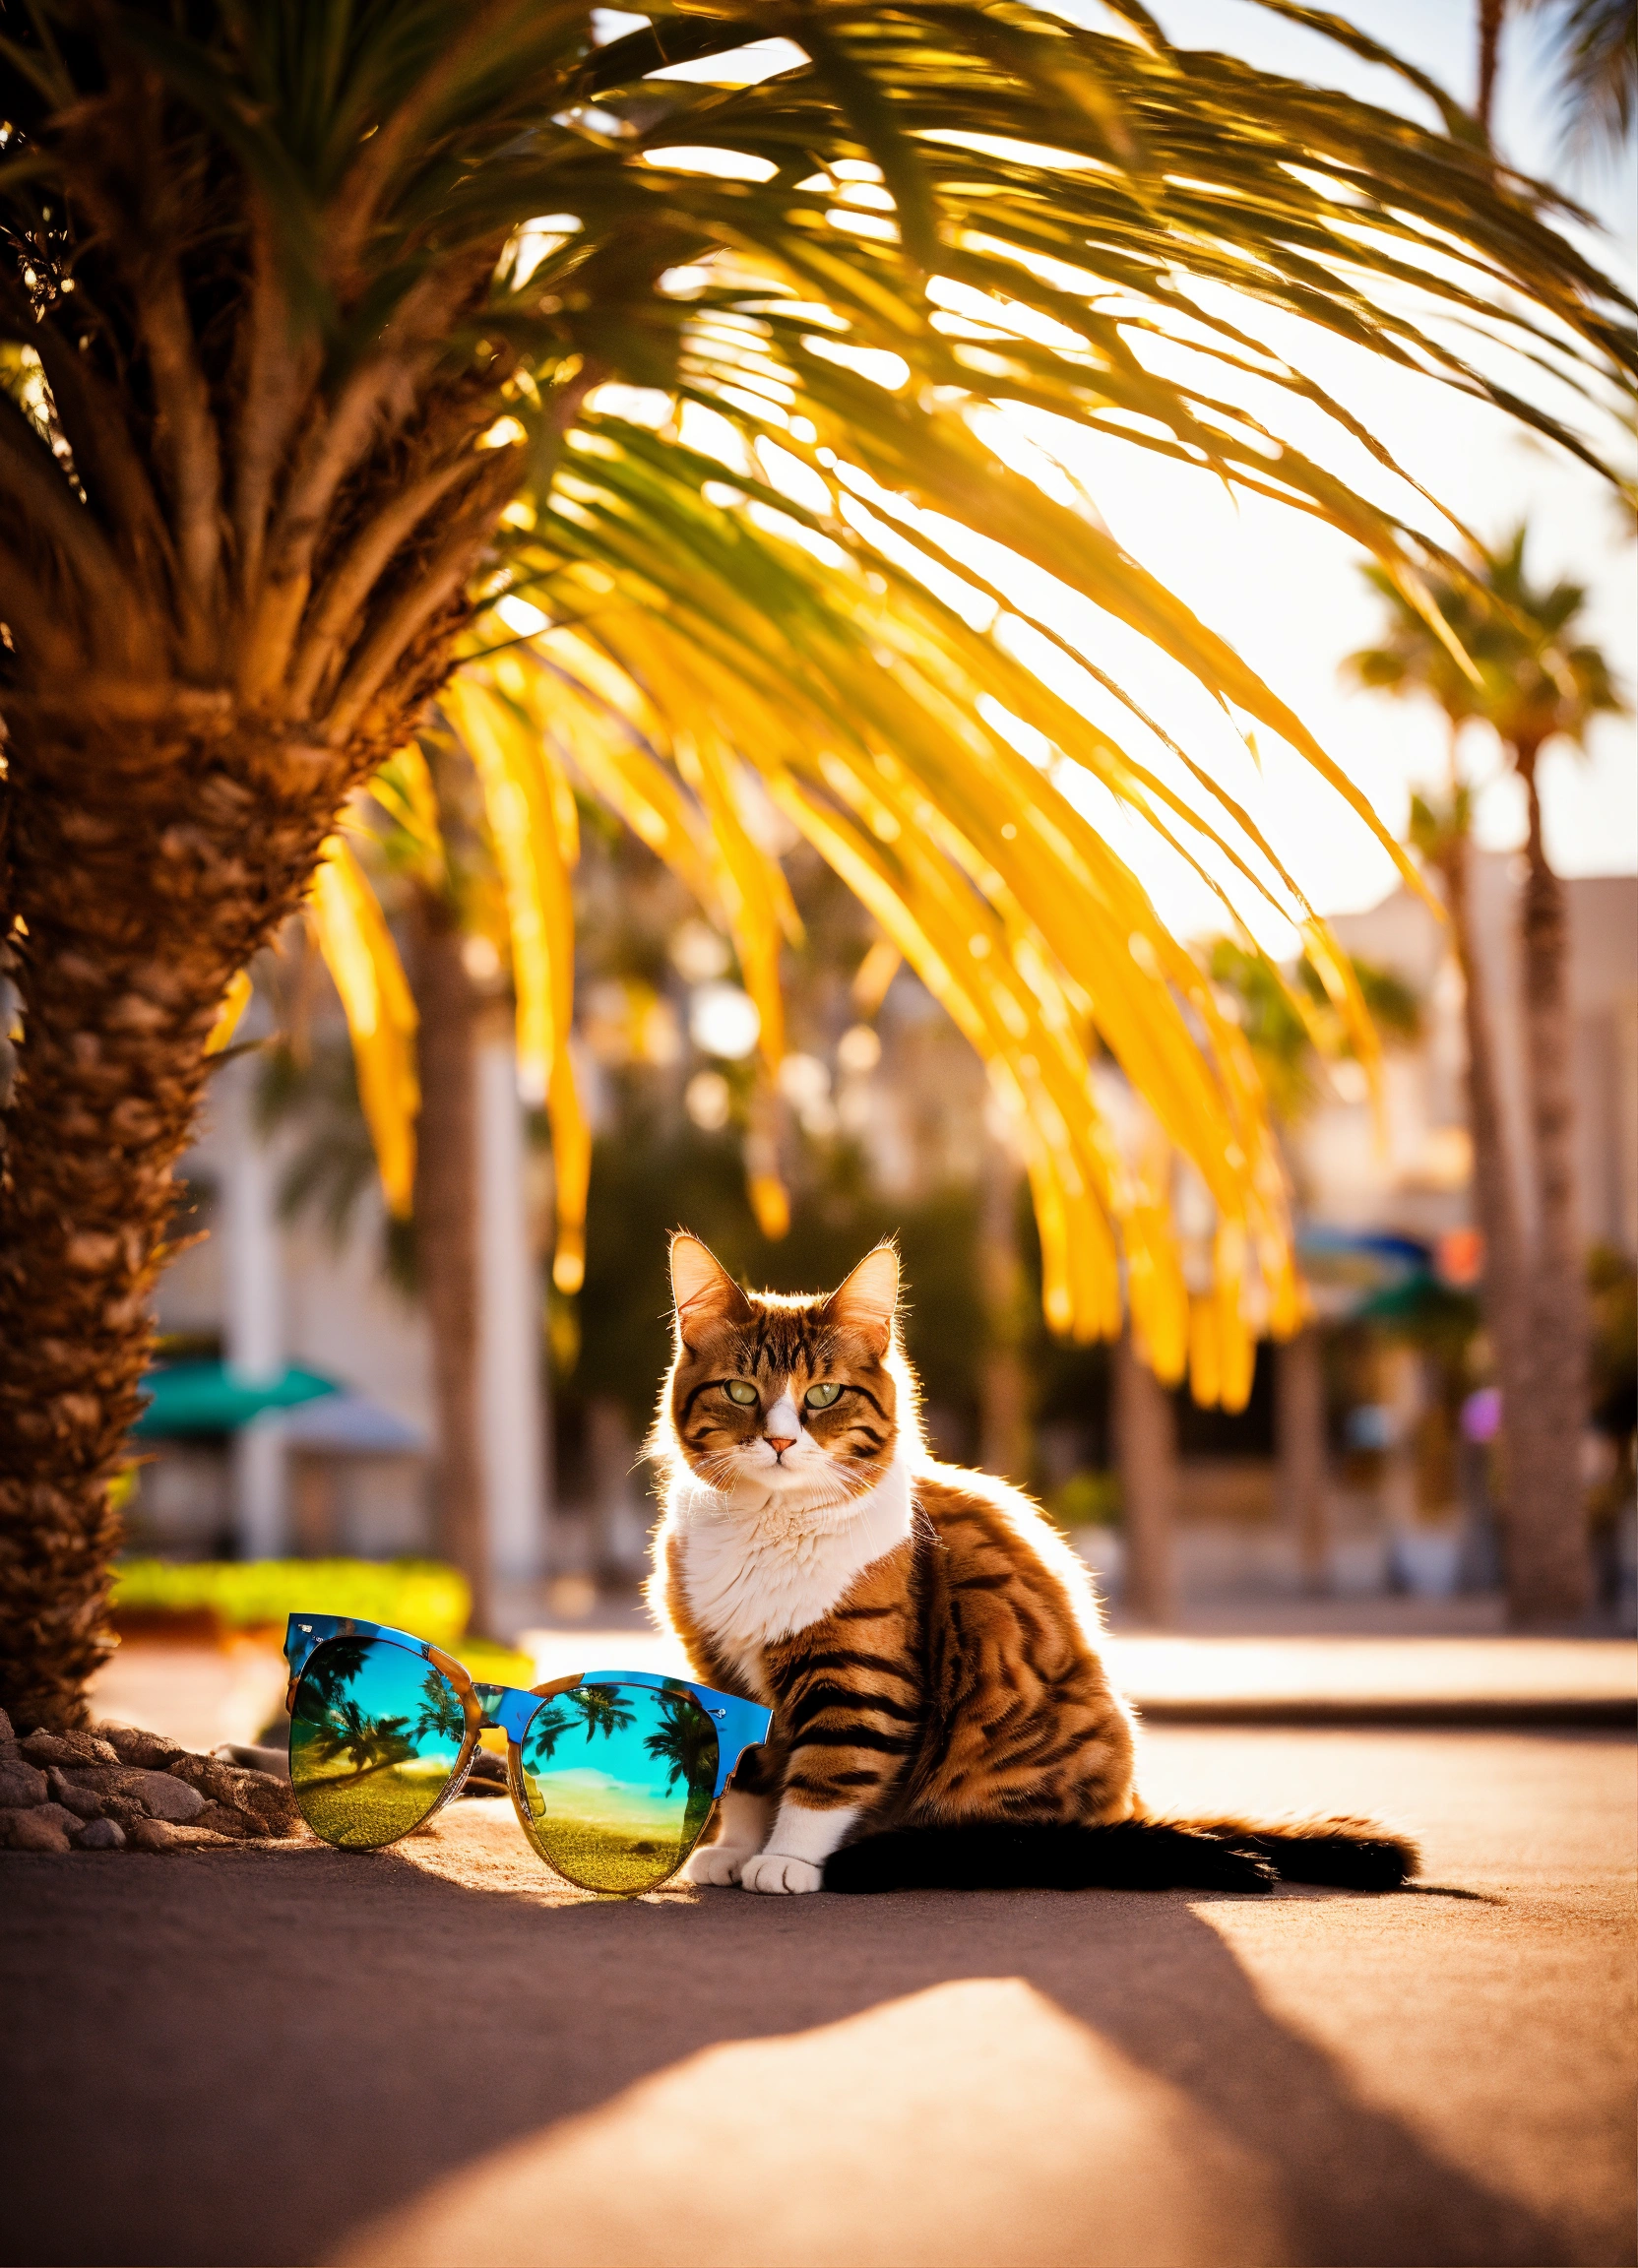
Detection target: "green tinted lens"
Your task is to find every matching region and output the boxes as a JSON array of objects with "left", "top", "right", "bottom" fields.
[
  {"left": 290, "top": 1635, "right": 468, "bottom": 1849},
  {"left": 518, "top": 1681, "right": 719, "bottom": 1893}
]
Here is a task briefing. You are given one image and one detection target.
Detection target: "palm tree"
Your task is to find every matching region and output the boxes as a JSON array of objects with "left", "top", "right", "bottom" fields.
[
  {"left": 524, "top": 1699, "right": 575, "bottom": 1768},
  {"left": 1207, "top": 941, "right": 1420, "bottom": 1594},
  {"left": 573, "top": 1685, "right": 637, "bottom": 1743},
  {"left": 1344, "top": 533, "right": 1627, "bottom": 1618},
  {"left": 644, "top": 1689, "right": 716, "bottom": 1796},
  {"left": 1483, "top": 1, "right": 1636, "bottom": 149},
  {"left": 1, "top": 6, "right": 1633, "bottom": 1728},
  {"left": 411, "top": 1666, "right": 467, "bottom": 1751},
  {"left": 303, "top": 1697, "right": 416, "bottom": 1782}
]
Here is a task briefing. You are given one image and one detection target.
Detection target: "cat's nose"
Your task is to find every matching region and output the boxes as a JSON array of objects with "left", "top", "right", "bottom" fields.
[{"left": 766, "top": 1434, "right": 796, "bottom": 1456}]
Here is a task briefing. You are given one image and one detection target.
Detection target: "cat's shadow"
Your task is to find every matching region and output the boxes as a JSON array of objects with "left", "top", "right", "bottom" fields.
[{"left": 0, "top": 1847, "right": 1569, "bottom": 2268}]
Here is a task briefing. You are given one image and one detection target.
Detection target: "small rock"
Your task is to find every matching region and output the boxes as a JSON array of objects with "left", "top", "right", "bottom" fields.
[
  {"left": 127, "top": 1770, "right": 206, "bottom": 1824},
  {"left": 0, "top": 1758, "right": 47, "bottom": 1809},
  {"left": 74, "top": 1816, "right": 125, "bottom": 1851},
  {"left": 101, "top": 1793, "right": 152, "bottom": 1831},
  {"left": 126, "top": 1817, "right": 177, "bottom": 1853},
  {"left": 234, "top": 1777, "right": 299, "bottom": 1836},
  {"left": 0, "top": 1705, "right": 16, "bottom": 1749},
  {"left": 194, "top": 1801, "right": 249, "bottom": 1840},
  {"left": 0, "top": 1806, "right": 72, "bottom": 1853},
  {"left": 91, "top": 1723, "right": 182, "bottom": 1771},
  {"left": 47, "top": 1767, "right": 104, "bottom": 1820},
  {"left": 20, "top": 1728, "right": 120, "bottom": 1769},
  {"left": 68, "top": 1766, "right": 205, "bottom": 1823},
  {"left": 166, "top": 1751, "right": 244, "bottom": 1806},
  {"left": 214, "top": 1741, "right": 291, "bottom": 1783},
  {"left": 33, "top": 1802, "right": 87, "bottom": 1838},
  {"left": 173, "top": 1753, "right": 294, "bottom": 1825}
]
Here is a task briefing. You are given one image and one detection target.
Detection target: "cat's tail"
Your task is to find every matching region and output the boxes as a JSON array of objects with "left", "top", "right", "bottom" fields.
[{"left": 823, "top": 1814, "right": 1418, "bottom": 1895}]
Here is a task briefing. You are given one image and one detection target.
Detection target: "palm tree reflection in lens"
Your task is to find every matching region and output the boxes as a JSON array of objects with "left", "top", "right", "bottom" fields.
[
  {"left": 290, "top": 1635, "right": 468, "bottom": 1848},
  {"left": 519, "top": 1682, "right": 719, "bottom": 1893}
]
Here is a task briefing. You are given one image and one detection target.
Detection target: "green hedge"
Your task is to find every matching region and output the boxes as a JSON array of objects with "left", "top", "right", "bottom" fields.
[
  {"left": 113, "top": 1557, "right": 472, "bottom": 1645},
  {"left": 1050, "top": 1472, "right": 1122, "bottom": 1530}
]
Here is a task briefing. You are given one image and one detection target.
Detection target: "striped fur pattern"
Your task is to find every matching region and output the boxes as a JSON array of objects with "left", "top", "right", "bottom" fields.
[{"left": 649, "top": 1236, "right": 1418, "bottom": 1896}]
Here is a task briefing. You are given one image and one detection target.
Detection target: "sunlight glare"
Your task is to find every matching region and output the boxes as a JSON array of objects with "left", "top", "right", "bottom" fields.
[
  {"left": 640, "top": 147, "right": 780, "bottom": 182},
  {"left": 646, "top": 37, "right": 807, "bottom": 86}
]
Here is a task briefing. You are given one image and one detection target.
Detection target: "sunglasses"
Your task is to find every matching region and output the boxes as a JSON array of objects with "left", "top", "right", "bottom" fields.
[{"left": 283, "top": 1614, "right": 772, "bottom": 1896}]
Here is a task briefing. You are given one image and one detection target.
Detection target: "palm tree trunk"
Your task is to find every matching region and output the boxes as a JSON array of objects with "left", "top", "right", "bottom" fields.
[
  {"left": 0, "top": 718, "right": 345, "bottom": 1730},
  {"left": 1277, "top": 1324, "right": 1330, "bottom": 1593},
  {"left": 1477, "top": 0, "right": 1507, "bottom": 132},
  {"left": 1440, "top": 829, "right": 1535, "bottom": 1606},
  {"left": 1115, "top": 1331, "right": 1176, "bottom": 1623},
  {"left": 1507, "top": 751, "right": 1591, "bottom": 1620},
  {"left": 406, "top": 891, "right": 491, "bottom": 1637}
]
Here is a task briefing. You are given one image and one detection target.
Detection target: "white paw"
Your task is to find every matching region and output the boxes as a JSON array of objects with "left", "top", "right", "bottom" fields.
[
  {"left": 741, "top": 1852, "right": 825, "bottom": 1896},
  {"left": 682, "top": 1842, "right": 757, "bottom": 1886}
]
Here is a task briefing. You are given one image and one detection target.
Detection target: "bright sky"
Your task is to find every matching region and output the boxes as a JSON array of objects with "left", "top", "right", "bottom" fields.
[{"left": 1025, "top": 0, "right": 1637, "bottom": 941}]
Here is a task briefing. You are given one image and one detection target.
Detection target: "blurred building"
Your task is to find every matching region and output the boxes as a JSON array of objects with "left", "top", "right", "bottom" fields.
[
  {"left": 133, "top": 1007, "right": 549, "bottom": 1596},
  {"left": 1296, "top": 857, "right": 1637, "bottom": 1258}
]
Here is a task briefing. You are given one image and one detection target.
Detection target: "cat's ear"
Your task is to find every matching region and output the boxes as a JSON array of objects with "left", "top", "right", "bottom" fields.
[
  {"left": 822, "top": 1243, "right": 900, "bottom": 1355},
  {"left": 669, "top": 1233, "right": 751, "bottom": 1342}
]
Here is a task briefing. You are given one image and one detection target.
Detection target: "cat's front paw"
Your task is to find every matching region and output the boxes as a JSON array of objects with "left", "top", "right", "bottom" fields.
[
  {"left": 682, "top": 1842, "right": 758, "bottom": 1886},
  {"left": 741, "top": 1852, "right": 825, "bottom": 1895}
]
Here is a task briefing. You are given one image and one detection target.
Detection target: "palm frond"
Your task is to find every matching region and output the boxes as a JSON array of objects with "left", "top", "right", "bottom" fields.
[
  {"left": 5, "top": 0, "right": 1635, "bottom": 1374},
  {"left": 306, "top": 835, "right": 420, "bottom": 1219}
]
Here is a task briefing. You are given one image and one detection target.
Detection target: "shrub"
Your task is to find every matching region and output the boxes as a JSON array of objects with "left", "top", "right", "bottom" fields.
[
  {"left": 1051, "top": 1472, "right": 1122, "bottom": 1531},
  {"left": 112, "top": 1557, "right": 472, "bottom": 1646}
]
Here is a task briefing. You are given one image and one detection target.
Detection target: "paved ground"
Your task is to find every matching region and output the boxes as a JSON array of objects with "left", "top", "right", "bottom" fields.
[
  {"left": 90, "top": 1626, "right": 1638, "bottom": 1755},
  {"left": 3, "top": 1725, "right": 1632, "bottom": 2268}
]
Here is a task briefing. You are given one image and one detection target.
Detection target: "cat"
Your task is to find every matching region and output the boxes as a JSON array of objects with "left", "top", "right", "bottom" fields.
[{"left": 648, "top": 1233, "right": 1418, "bottom": 1897}]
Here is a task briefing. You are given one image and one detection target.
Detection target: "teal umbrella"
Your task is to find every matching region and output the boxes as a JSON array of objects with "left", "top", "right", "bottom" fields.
[
  {"left": 133, "top": 1362, "right": 338, "bottom": 1437},
  {"left": 1353, "top": 1273, "right": 1480, "bottom": 1336}
]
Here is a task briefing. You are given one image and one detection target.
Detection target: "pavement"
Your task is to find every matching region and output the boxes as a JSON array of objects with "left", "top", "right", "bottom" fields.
[
  {"left": 88, "top": 1617, "right": 1638, "bottom": 1756},
  {"left": 3, "top": 1720, "right": 1633, "bottom": 2267}
]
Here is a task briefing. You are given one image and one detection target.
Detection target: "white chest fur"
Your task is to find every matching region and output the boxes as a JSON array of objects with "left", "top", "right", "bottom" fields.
[{"left": 672, "top": 1455, "right": 914, "bottom": 1678}]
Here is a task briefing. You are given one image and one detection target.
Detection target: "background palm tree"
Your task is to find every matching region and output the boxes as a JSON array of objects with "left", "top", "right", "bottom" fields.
[
  {"left": 1345, "top": 532, "right": 1627, "bottom": 1618},
  {"left": 1, "top": 3, "right": 1633, "bottom": 1726},
  {"left": 1206, "top": 942, "right": 1420, "bottom": 1596},
  {"left": 1485, "top": 0, "right": 1638, "bottom": 149},
  {"left": 643, "top": 1690, "right": 717, "bottom": 1796},
  {"left": 572, "top": 1686, "right": 637, "bottom": 1743}
]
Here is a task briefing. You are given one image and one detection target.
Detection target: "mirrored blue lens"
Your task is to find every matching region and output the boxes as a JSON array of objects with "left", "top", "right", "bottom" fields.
[
  {"left": 290, "top": 1634, "right": 468, "bottom": 1849},
  {"left": 518, "top": 1681, "right": 718, "bottom": 1892}
]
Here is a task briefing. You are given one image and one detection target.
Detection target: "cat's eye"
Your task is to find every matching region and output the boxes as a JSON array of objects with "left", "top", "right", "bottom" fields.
[
  {"left": 804, "top": 1382, "right": 844, "bottom": 1410},
  {"left": 724, "top": 1380, "right": 759, "bottom": 1406}
]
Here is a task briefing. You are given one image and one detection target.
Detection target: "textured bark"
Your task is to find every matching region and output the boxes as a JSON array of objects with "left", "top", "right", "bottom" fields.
[
  {"left": 1115, "top": 1332, "right": 1176, "bottom": 1624},
  {"left": 1439, "top": 829, "right": 1534, "bottom": 1604},
  {"left": 1477, "top": 0, "right": 1506, "bottom": 132},
  {"left": 1276, "top": 1325, "right": 1329, "bottom": 1595},
  {"left": 0, "top": 711, "right": 367, "bottom": 1728},
  {"left": 406, "top": 895, "right": 489, "bottom": 1635},
  {"left": 1506, "top": 754, "right": 1591, "bottom": 1621}
]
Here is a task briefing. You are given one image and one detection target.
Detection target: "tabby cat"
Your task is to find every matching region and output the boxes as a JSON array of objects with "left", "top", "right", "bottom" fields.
[{"left": 649, "top": 1234, "right": 1417, "bottom": 1896}]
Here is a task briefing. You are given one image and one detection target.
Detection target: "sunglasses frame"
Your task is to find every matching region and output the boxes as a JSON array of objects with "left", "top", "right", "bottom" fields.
[{"left": 283, "top": 1612, "right": 773, "bottom": 1882}]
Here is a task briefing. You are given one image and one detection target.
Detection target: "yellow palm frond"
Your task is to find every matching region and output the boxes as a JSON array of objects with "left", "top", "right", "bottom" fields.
[
  {"left": 307, "top": 836, "right": 419, "bottom": 1219},
  {"left": 203, "top": 970, "right": 253, "bottom": 1057},
  {"left": 439, "top": 675, "right": 591, "bottom": 1291},
  {"left": 451, "top": 433, "right": 1324, "bottom": 1368}
]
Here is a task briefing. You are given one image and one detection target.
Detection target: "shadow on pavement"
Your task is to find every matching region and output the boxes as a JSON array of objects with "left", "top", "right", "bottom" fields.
[{"left": 0, "top": 1838, "right": 1575, "bottom": 2268}]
